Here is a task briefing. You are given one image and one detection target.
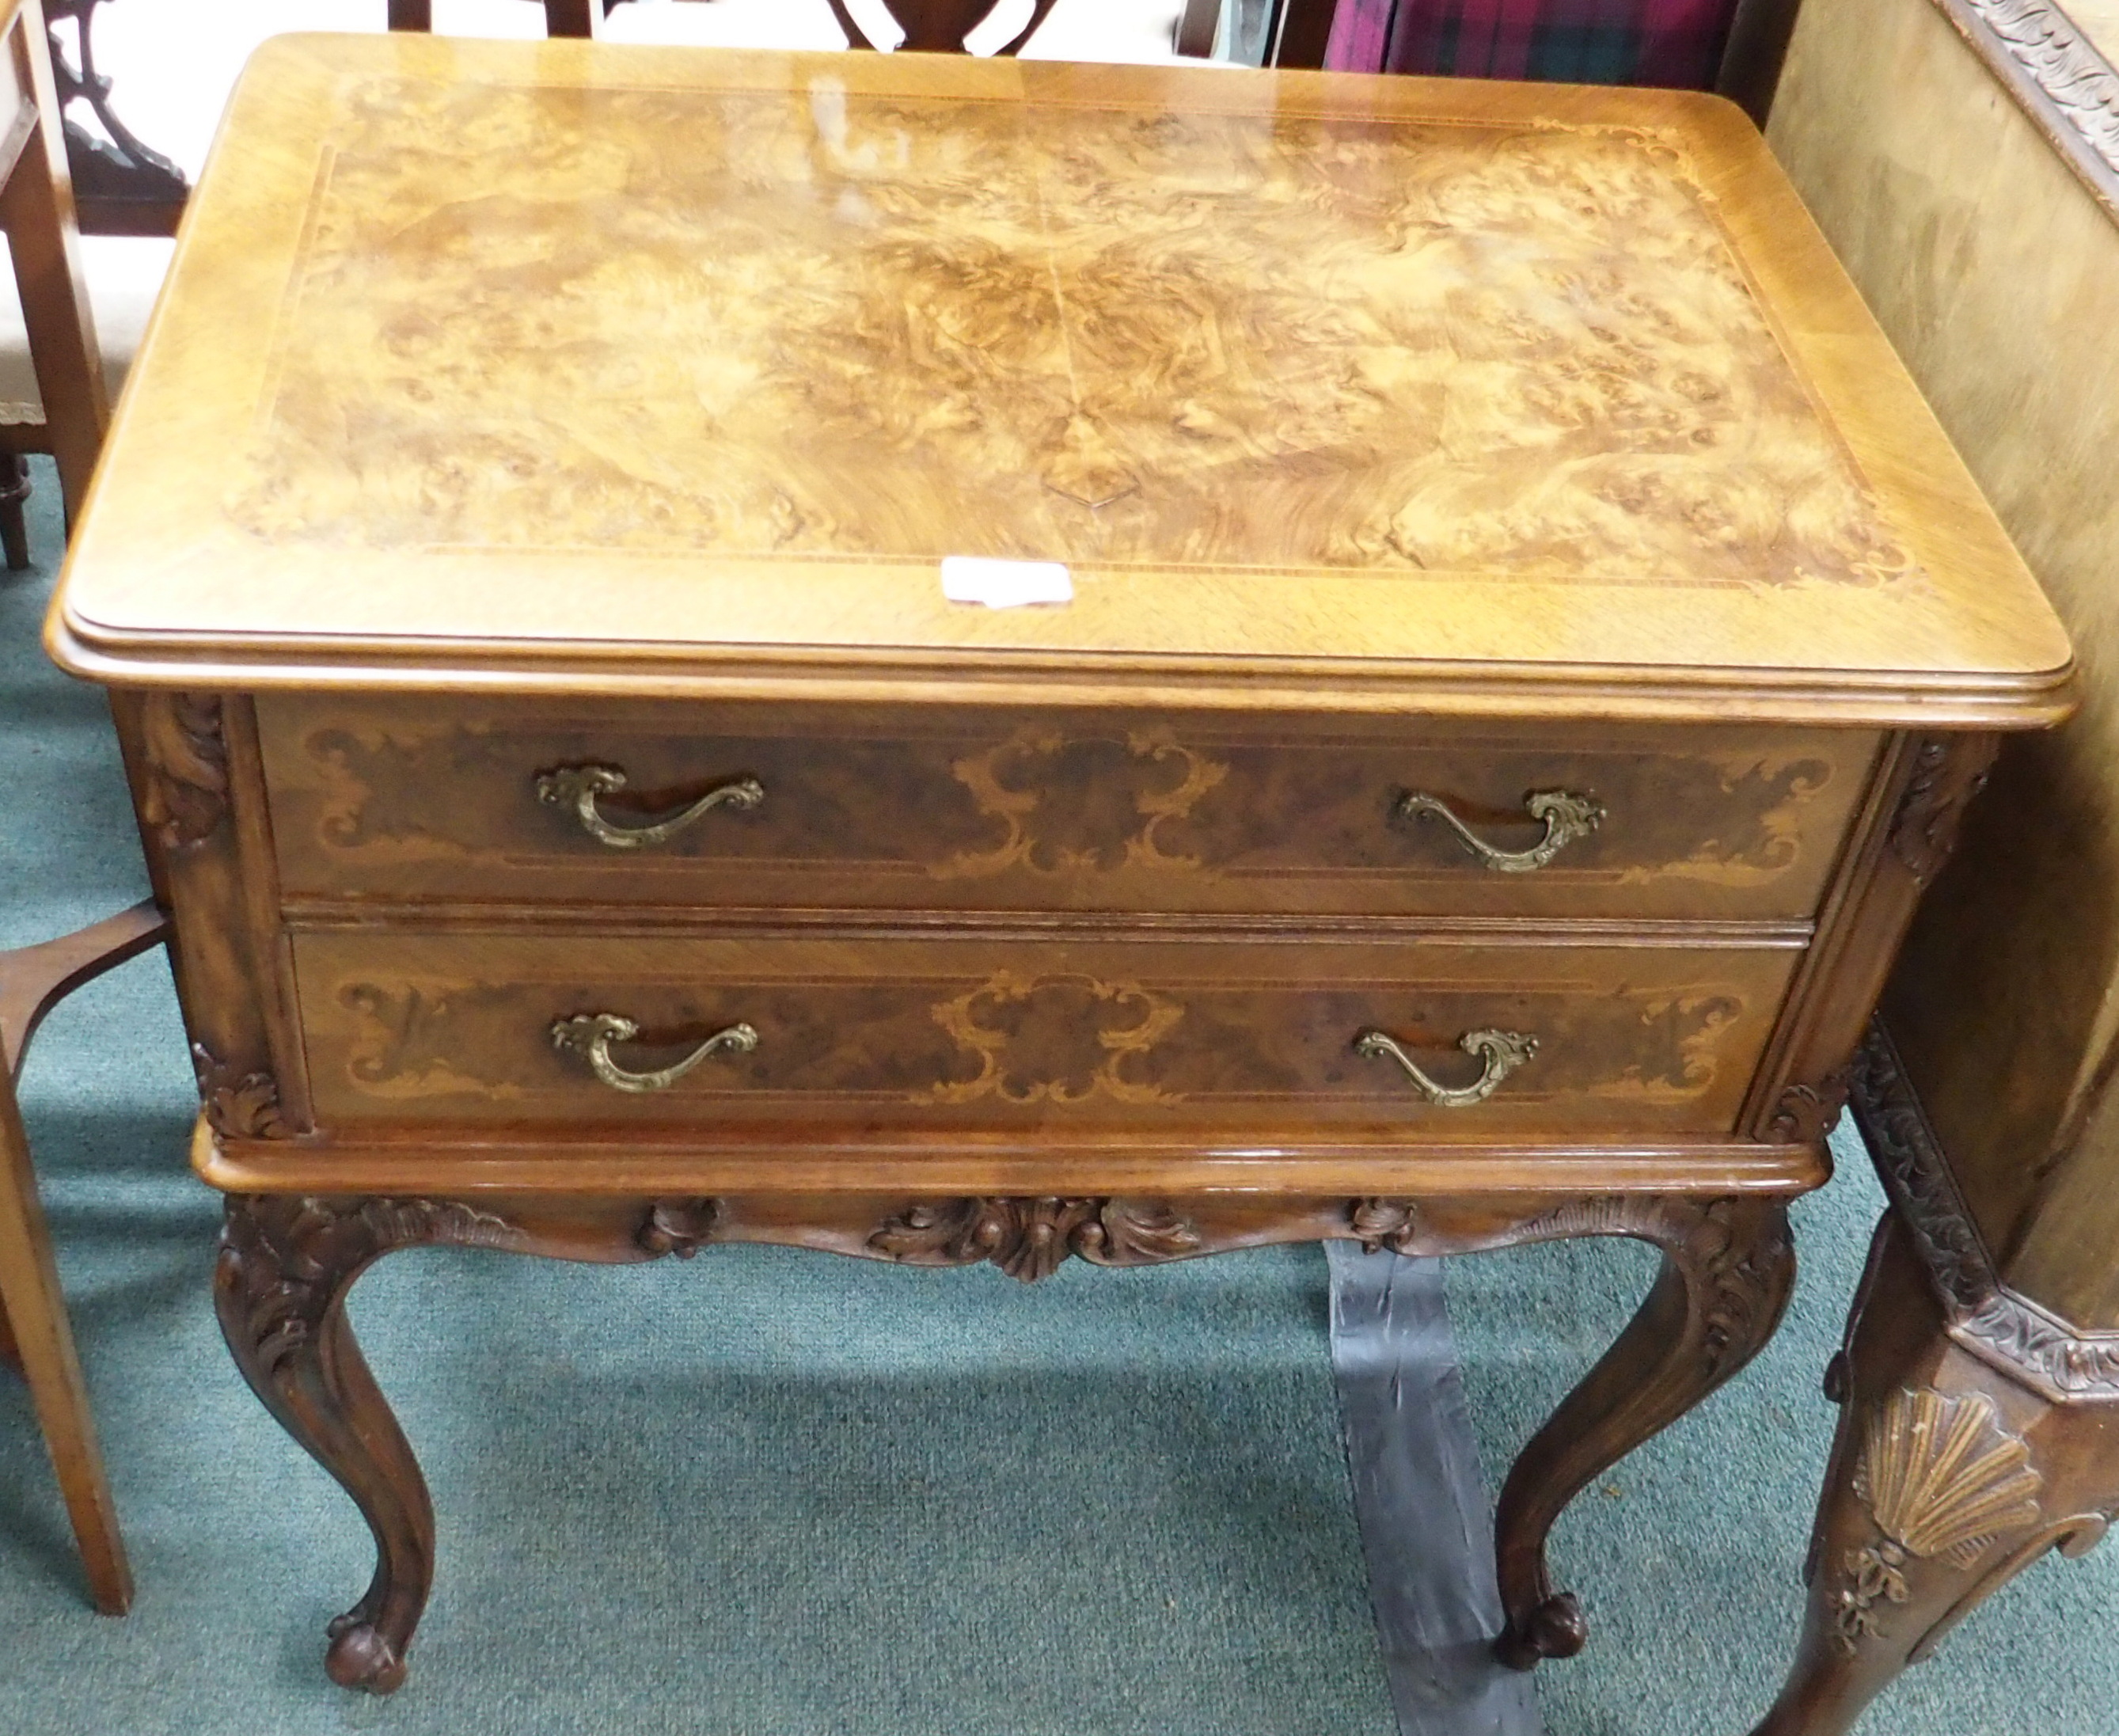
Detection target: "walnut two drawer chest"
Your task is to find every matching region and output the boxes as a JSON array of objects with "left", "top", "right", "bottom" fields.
[{"left": 46, "top": 35, "right": 2072, "bottom": 1694}]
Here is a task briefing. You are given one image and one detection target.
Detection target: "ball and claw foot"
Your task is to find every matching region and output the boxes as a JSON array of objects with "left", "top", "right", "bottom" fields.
[
  {"left": 1495, "top": 1592, "right": 1588, "bottom": 1670},
  {"left": 325, "top": 1613, "right": 408, "bottom": 1694}
]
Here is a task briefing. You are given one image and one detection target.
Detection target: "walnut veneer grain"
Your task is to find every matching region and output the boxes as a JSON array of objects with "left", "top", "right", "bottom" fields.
[
  {"left": 41, "top": 35, "right": 2071, "bottom": 1700},
  {"left": 49, "top": 39, "right": 2070, "bottom": 723},
  {"left": 291, "top": 929, "right": 1797, "bottom": 1138},
  {"left": 259, "top": 697, "right": 1878, "bottom": 922}
]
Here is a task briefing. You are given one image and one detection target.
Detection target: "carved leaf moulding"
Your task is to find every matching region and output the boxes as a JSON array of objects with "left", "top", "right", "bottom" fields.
[
  {"left": 868, "top": 1197, "right": 1204, "bottom": 1282},
  {"left": 1887, "top": 736, "right": 1992, "bottom": 889},
  {"left": 192, "top": 1043, "right": 294, "bottom": 1141},
  {"left": 1853, "top": 1019, "right": 2119, "bottom": 1400},
  {"left": 140, "top": 691, "right": 230, "bottom": 850},
  {"left": 221, "top": 1195, "right": 524, "bottom": 1383},
  {"left": 1935, "top": 0, "right": 2119, "bottom": 222}
]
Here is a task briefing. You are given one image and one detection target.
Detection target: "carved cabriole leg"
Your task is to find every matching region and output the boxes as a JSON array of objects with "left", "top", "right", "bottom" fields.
[
  {"left": 735, "top": 1188, "right": 1796, "bottom": 1670},
  {"left": 1746, "top": 1218, "right": 2114, "bottom": 1736},
  {"left": 1745, "top": 1022, "right": 2119, "bottom": 1736},
  {"left": 213, "top": 1193, "right": 674, "bottom": 1693},
  {"left": 833, "top": 1190, "right": 1794, "bottom": 1669},
  {"left": 218, "top": 1196, "right": 435, "bottom": 1692},
  {"left": 222, "top": 1189, "right": 1805, "bottom": 1692},
  {"left": 1360, "top": 1195, "right": 1797, "bottom": 1670}
]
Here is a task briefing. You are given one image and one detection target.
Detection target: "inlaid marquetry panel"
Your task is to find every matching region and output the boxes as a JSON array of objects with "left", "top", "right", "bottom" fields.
[
  {"left": 290, "top": 931, "right": 1798, "bottom": 1137},
  {"left": 54, "top": 40, "right": 2073, "bottom": 720},
  {"left": 226, "top": 73, "right": 1908, "bottom": 593},
  {"left": 257, "top": 696, "right": 1877, "bottom": 921}
]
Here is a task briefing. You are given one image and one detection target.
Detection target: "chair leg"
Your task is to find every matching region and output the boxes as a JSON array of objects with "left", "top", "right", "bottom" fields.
[
  {"left": 0, "top": 1069, "right": 131, "bottom": 1614},
  {"left": 544, "top": 0, "right": 600, "bottom": 36},
  {"left": 0, "top": 0, "right": 109, "bottom": 533},
  {"left": 0, "top": 454, "right": 30, "bottom": 571}
]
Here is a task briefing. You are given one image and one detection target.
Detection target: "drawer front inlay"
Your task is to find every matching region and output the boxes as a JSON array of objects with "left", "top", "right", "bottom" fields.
[
  {"left": 260, "top": 697, "right": 1878, "bottom": 921},
  {"left": 292, "top": 932, "right": 1798, "bottom": 1138}
]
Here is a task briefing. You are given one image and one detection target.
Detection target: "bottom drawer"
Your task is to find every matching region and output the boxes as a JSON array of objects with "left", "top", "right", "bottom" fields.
[{"left": 291, "top": 932, "right": 1797, "bottom": 1140}]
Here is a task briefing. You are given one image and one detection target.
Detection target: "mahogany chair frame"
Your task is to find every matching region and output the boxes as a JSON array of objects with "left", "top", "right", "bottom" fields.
[
  {"left": 0, "top": 0, "right": 108, "bottom": 568},
  {"left": 0, "top": 898, "right": 165, "bottom": 1615}
]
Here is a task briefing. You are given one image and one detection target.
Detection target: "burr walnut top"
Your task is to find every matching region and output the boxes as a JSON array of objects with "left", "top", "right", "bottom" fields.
[{"left": 47, "top": 34, "right": 2069, "bottom": 723}]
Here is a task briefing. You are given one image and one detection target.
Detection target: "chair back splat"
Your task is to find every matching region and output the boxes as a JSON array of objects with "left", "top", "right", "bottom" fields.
[
  {"left": 825, "top": 0, "right": 1064, "bottom": 51},
  {"left": 514, "top": 0, "right": 1068, "bottom": 52}
]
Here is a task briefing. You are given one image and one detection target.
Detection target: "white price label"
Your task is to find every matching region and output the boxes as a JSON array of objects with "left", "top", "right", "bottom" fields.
[{"left": 940, "top": 557, "right": 1073, "bottom": 609}]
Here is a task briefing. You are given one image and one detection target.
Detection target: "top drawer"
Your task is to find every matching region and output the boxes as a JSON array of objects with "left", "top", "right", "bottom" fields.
[{"left": 256, "top": 697, "right": 1878, "bottom": 921}]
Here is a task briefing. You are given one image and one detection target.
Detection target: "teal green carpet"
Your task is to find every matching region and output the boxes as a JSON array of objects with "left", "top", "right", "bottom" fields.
[{"left": 3, "top": 459, "right": 2113, "bottom": 1734}]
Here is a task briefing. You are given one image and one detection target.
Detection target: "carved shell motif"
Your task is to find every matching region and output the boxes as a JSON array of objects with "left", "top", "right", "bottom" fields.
[
  {"left": 1349, "top": 1198, "right": 1423, "bottom": 1255},
  {"left": 1855, "top": 1388, "right": 2042, "bottom": 1568},
  {"left": 868, "top": 1197, "right": 1201, "bottom": 1283}
]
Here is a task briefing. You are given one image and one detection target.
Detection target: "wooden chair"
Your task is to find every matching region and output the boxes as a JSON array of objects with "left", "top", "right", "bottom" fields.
[
  {"left": 423, "top": 0, "right": 1070, "bottom": 52},
  {"left": 0, "top": 0, "right": 108, "bottom": 568},
  {"left": 0, "top": 900, "right": 165, "bottom": 1615}
]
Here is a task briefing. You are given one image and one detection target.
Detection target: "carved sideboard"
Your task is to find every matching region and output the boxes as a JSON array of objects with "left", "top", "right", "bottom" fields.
[
  {"left": 47, "top": 36, "right": 2071, "bottom": 1696},
  {"left": 1741, "top": 0, "right": 2119, "bottom": 1728}
]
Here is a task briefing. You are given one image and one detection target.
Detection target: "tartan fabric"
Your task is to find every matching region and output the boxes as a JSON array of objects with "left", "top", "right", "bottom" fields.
[{"left": 1323, "top": 0, "right": 1734, "bottom": 87}]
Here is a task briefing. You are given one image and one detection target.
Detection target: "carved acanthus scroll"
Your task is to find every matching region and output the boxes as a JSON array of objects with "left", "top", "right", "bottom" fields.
[
  {"left": 868, "top": 1197, "right": 1202, "bottom": 1282},
  {"left": 1768, "top": 1060, "right": 1855, "bottom": 1146},
  {"left": 1937, "top": 0, "right": 2119, "bottom": 224},
  {"left": 1888, "top": 735, "right": 1996, "bottom": 888},
  {"left": 139, "top": 692, "right": 229, "bottom": 849},
  {"left": 192, "top": 1043, "right": 293, "bottom": 1141},
  {"left": 218, "top": 1195, "right": 526, "bottom": 1386}
]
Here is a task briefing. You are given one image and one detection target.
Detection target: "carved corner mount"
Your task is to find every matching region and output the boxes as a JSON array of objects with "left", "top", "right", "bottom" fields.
[
  {"left": 1768, "top": 1061, "right": 1856, "bottom": 1146},
  {"left": 639, "top": 1198, "right": 722, "bottom": 1258},
  {"left": 868, "top": 1197, "right": 1202, "bottom": 1282},
  {"left": 1854, "top": 1019, "right": 2119, "bottom": 1401},
  {"left": 192, "top": 1043, "right": 294, "bottom": 1141},
  {"left": 1350, "top": 1198, "right": 1422, "bottom": 1255},
  {"left": 1831, "top": 1385, "right": 2042, "bottom": 1654},
  {"left": 1889, "top": 735, "right": 1995, "bottom": 890},
  {"left": 140, "top": 693, "right": 230, "bottom": 851}
]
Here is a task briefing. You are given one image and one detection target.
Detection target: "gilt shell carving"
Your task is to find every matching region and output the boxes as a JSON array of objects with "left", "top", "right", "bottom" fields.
[{"left": 1854, "top": 1388, "right": 2042, "bottom": 1568}]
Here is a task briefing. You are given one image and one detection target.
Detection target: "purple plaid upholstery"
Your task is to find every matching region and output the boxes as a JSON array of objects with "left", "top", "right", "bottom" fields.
[{"left": 1324, "top": 0, "right": 1735, "bottom": 87}]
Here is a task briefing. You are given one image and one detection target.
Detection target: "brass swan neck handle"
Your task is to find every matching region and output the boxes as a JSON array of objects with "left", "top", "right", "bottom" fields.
[
  {"left": 1397, "top": 789, "right": 1604, "bottom": 872},
  {"left": 551, "top": 1013, "right": 758, "bottom": 1094},
  {"left": 537, "top": 765, "right": 764, "bottom": 850},
  {"left": 1354, "top": 1028, "right": 1538, "bottom": 1107}
]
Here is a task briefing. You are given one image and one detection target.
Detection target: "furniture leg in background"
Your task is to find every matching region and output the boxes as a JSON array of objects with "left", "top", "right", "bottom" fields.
[
  {"left": 1746, "top": 1024, "right": 2119, "bottom": 1736},
  {"left": 0, "top": 897, "right": 166, "bottom": 1616},
  {"left": 0, "top": 0, "right": 108, "bottom": 564}
]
